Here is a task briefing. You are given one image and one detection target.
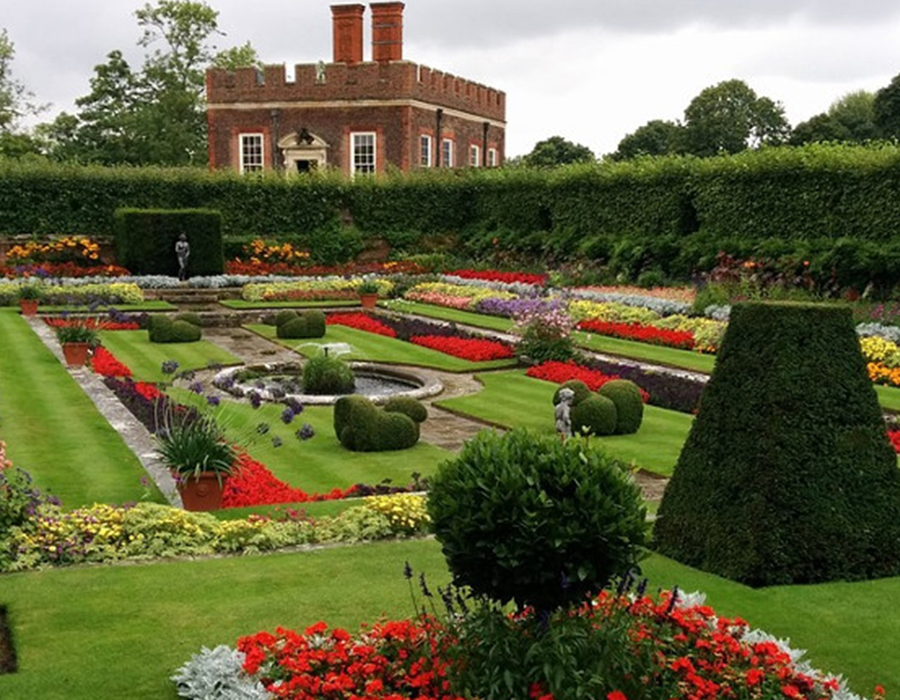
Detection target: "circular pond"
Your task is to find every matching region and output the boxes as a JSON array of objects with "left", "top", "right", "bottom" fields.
[{"left": 212, "top": 361, "right": 443, "bottom": 405}]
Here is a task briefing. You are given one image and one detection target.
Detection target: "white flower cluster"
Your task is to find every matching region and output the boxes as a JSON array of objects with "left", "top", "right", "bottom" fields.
[{"left": 856, "top": 322, "right": 900, "bottom": 343}]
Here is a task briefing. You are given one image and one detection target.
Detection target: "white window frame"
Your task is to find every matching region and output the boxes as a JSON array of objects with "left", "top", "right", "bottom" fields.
[
  {"left": 469, "top": 144, "right": 481, "bottom": 167},
  {"left": 351, "top": 131, "right": 377, "bottom": 176},
  {"left": 488, "top": 147, "right": 498, "bottom": 167},
  {"left": 420, "top": 134, "right": 433, "bottom": 167},
  {"left": 441, "top": 138, "right": 454, "bottom": 168},
  {"left": 239, "top": 133, "right": 264, "bottom": 174}
]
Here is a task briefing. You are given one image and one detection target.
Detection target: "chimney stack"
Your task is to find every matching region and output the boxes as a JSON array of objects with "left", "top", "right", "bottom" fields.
[
  {"left": 331, "top": 4, "right": 365, "bottom": 64},
  {"left": 370, "top": 2, "right": 404, "bottom": 63}
]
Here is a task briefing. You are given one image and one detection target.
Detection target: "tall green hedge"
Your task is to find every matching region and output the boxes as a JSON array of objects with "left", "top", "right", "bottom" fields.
[
  {"left": 114, "top": 208, "right": 224, "bottom": 276},
  {"left": 653, "top": 302, "right": 900, "bottom": 586}
]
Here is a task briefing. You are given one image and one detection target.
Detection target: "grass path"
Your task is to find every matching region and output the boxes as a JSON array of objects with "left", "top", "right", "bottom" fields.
[
  {"left": 0, "top": 539, "right": 896, "bottom": 699},
  {"left": 0, "top": 310, "right": 160, "bottom": 505},
  {"left": 436, "top": 369, "right": 692, "bottom": 476},
  {"left": 98, "top": 330, "right": 243, "bottom": 382},
  {"left": 247, "top": 323, "right": 519, "bottom": 372}
]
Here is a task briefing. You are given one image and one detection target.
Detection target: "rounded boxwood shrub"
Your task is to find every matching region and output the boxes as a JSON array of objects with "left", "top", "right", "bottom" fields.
[
  {"left": 302, "top": 309, "right": 326, "bottom": 337},
  {"left": 428, "top": 428, "right": 647, "bottom": 612},
  {"left": 274, "top": 309, "right": 298, "bottom": 327},
  {"left": 654, "top": 301, "right": 900, "bottom": 586},
  {"left": 383, "top": 396, "right": 428, "bottom": 423},
  {"left": 570, "top": 395, "right": 617, "bottom": 436},
  {"left": 598, "top": 379, "right": 644, "bottom": 434},
  {"left": 303, "top": 353, "right": 355, "bottom": 395},
  {"left": 148, "top": 315, "right": 201, "bottom": 343},
  {"left": 173, "top": 312, "right": 203, "bottom": 327},
  {"left": 552, "top": 380, "right": 591, "bottom": 406},
  {"left": 333, "top": 395, "right": 420, "bottom": 452},
  {"left": 276, "top": 316, "right": 309, "bottom": 339},
  {"left": 276, "top": 310, "right": 326, "bottom": 339}
]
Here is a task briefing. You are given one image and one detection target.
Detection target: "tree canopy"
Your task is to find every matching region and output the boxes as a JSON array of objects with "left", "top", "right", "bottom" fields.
[{"left": 522, "top": 135, "right": 595, "bottom": 167}]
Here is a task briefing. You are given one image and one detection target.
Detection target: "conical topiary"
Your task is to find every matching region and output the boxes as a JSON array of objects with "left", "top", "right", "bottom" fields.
[{"left": 653, "top": 301, "right": 900, "bottom": 587}]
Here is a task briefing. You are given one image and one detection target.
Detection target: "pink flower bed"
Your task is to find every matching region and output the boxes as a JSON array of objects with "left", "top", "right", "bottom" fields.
[{"left": 405, "top": 291, "right": 476, "bottom": 310}]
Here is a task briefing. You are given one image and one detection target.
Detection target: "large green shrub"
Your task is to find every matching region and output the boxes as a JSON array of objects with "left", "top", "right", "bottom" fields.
[
  {"left": 654, "top": 301, "right": 900, "bottom": 586},
  {"left": 114, "top": 208, "right": 224, "bottom": 276},
  {"left": 147, "top": 315, "right": 202, "bottom": 343},
  {"left": 382, "top": 396, "right": 428, "bottom": 423},
  {"left": 276, "top": 310, "right": 326, "bottom": 340},
  {"left": 302, "top": 352, "right": 355, "bottom": 395},
  {"left": 598, "top": 380, "right": 644, "bottom": 435},
  {"left": 332, "top": 395, "right": 420, "bottom": 452},
  {"left": 570, "top": 395, "right": 617, "bottom": 437},
  {"left": 428, "top": 428, "right": 647, "bottom": 612}
]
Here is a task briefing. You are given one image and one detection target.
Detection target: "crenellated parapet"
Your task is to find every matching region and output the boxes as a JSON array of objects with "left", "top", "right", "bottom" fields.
[{"left": 206, "top": 61, "right": 505, "bottom": 122}]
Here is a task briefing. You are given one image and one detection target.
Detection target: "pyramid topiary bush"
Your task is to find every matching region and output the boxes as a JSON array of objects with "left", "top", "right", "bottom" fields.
[{"left": 653, "top": 301, "right": 900, "bottom": 586}]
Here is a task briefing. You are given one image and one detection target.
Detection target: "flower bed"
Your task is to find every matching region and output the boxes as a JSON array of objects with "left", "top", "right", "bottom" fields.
[
  {"left": 90, "top": 347, "right": 133, "bottom": 378},
  {"left": 448, "top": 268, "right": 547, "bottom": 286},
  {"left": 410, "top": 335, "right": 515, "bottom": 361},
  {"left": 527, "top": 361, "right": 650, "bottom": 402},
  {"left": 243, "top": 277, "right": 394, "bottom": 302},
  {"left": 325, "top": 312, "right": 397, "bottom": 337},
  {"left": 1, "top": 262, "right": 132, "bottom": 279},
  {"left": 221, "top": 453, "right": 358, "bottom": 509},
  {"left": 44, "top": 317, "right": 140, "bottom": 331},
  {"left": 226, "top": 259, "right": 425, "bottom": 277},
  {"left": 578, "top": 319, "right": 696, "bottom": 350},
  {"left": 177, "top": 589, "right": 878, "bottom": 700}
]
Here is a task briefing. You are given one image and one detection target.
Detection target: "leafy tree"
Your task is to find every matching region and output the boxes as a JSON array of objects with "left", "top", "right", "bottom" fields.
[
  {"left": 791, "top": 91, "right": 878, "bottom": 146},
  {"left": 682, "top": 79, "right": 790, "bottom": 157},
  {"left": 212, "top": 42, "right": 261, "bottom": 71},
  {"left": 0, "top": 28, "right": 46, "bottom": 157},
  {"left": 874, "top": 73, "right": 900, "bottom": 140},
  {"left": 40, "top": 1, "right": 255, "bottom": 166},
  {"left": 523, "top": 135, "right": 594, "bottom": 167},
  {"left": 611, "top": 119, "right": 684, "bottom": 160}
]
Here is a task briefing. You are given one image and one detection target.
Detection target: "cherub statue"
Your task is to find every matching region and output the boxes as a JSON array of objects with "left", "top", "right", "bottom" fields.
[{"left": 554, "top": 387, "right": 575, "bottom": 439}]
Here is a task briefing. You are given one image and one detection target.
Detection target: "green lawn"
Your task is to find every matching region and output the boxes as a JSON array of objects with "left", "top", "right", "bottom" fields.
[
  {"left": 170, "top": 388, "right": 450, "bottom": 493},
  {"left": 221, "top": 299, "right": 360, "bottom": 309},
  {"left": 436, "top": 369, "right": 693, "bottom": 476},
  {"left": 1, "top": 538, "right": 896, "bottom": 699},
  {"left": 381, "top": 299, "right": 516, "bottom": 333},
  {"left": 247, "top": 323, "right": 519, "bottom": 372},
  {"left": 97, "top": 330, "right": 243, "bottom": 382},
  {"left": 0, "top": 310, "right": 163, "bottom": 506}
]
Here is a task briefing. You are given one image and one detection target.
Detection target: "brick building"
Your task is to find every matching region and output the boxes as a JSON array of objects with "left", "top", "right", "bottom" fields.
[{"left": 205, "top": 3, "right": 506, "bottom": 176}]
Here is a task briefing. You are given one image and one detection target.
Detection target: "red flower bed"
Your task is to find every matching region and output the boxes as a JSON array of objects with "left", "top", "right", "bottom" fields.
[
  {"left": 326, "top": 312, "right": 397, "bottom": 337},
  {"left": 410, "top": 335, "right": 514, "bottom": 361},
  {"left": 134, "top": 382, "right": 162, "bottom": 401},
  {"left": 89, "top": 347, "right": 133, "bottom": 378},
  {"left": 527, "top": 361, "right": 650, "bottom": 402},
  {"left": 449, "top": 269, "right": 547, "bottom": 286},
  {"left": 44, "top": 317, "right": 140, "bottom": 331},
  {"left": 578, "top": 319, "right": 695, "bottom": 350},
  {"left": 222, "top": 453, "right": 358, "bottom": 508},
  {"left": 889, "top": 430, "right": 900, "bottom": 453},
  {"left": 235, "top": 590, "right": 871, "bottom": 700}
]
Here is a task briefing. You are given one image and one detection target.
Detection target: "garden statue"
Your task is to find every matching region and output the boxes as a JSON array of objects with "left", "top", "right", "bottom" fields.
[
  {"left": 175, "top": 234, "right": 190, "bottom": 281},
  {"left": 554, "top": 387, "right": 575, "bottom": 438}
]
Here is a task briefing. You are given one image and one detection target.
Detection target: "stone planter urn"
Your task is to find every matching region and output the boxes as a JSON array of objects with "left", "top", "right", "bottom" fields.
[{"left": 359, "top": 293, "right": 378, "bottom": 309}]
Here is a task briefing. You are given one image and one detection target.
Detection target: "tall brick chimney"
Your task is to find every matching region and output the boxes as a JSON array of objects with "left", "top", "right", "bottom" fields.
[
  {"left": 370, "top": 2, "right": 404, "bottom": 63},
  {"left": 332, "top": 4, "right": 365, "bottom": 64}
]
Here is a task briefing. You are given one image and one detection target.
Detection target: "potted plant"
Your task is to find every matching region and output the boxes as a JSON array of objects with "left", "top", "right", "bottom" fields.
[
  {"left": 357, "top": 279, "right": 380, "bottom": 309},
  {"left": 54, "top": 321, "right": 99, "bottom": 367},
  {"left": 155, "top": 406, "right": 236, "bottom": 511},
  {"left": 16, "top": 283, "right": 44, "bottom": 316}
]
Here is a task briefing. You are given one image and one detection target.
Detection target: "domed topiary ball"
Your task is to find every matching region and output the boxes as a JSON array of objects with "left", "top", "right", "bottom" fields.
[
  {"left": 274, "top": 309, "right": 299, "bottom": 328},
  {"left": 570, "top": 394, "right": 617, "bottom": 436},
  {"left": 598, "top": 379, "right": 644, "bottom": 434},
  {"left": 383, "top": 396, "right": 428, "bottom": 423},
  {"left": 277, "top": 316, "right": 309, "bottom": 339},
  {"left": 552, "top": 380, "right": 591, "bottom": 406},
  {"left": 428, "top": 427, "right": 647, "bottom": 612}
]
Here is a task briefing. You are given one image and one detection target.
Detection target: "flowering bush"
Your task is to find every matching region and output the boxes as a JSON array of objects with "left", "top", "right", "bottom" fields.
[
  {"left": 190, "top": 588, "right": 880, "bottom": 700},
  {"left": 868, "top": 362, "right": 900, "bottom": 388},
  {"left": 325, "top": 312, "right": 397, "bottom": 337},
  {"left": 6, "top": 236, "right": 103, "bottom": 266},
  {"left": 578, "top": 319, "right": 696, "bottom": 350},
  {"left": 512, "top": 306, "right": 577, "bottom": 363},
  {"left": 860, "top": 335, "right": 900, "bottom": 366},
  {"left": 1, "top": 262, "right": 131, "bottom": 279},
  {"left": 363, "top": 493, "right": 430, "bottom": 535},
  {"left": 410, "top": 335, "right": 515, "bottom": 361},
  {"left": 527, "top": 361, "right": 650, "bottom": 402}
]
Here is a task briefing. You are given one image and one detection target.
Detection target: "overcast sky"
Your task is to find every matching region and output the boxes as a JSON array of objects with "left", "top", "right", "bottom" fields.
[{"left": 6, "top": 0, "right": 900, "bottom": 157}]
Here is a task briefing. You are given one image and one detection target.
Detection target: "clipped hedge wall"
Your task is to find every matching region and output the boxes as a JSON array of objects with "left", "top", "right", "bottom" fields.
[
  {"left": 654, "top": 301, "right": 900, "bottom": 586},
  {"left": 114, "top": 208, "right": 224, "bottom": 276}
]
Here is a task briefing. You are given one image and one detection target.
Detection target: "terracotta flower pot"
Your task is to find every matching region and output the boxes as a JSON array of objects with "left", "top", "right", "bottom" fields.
[
  {"left": 359, "top": 293, "right": 378, "bottom": 309},
  {"left": 177, "top": 472, "right": 227, "bottom": 511},
  {"left": 61, "top": 342, "right": 91, "bottom": 367},
  {"left": 18, "top": 299, "right": 39, "bottom": 317}
]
